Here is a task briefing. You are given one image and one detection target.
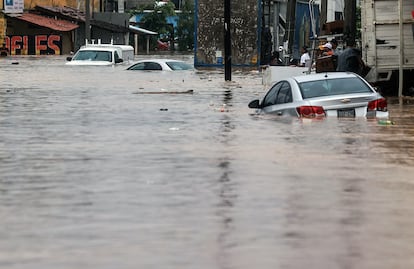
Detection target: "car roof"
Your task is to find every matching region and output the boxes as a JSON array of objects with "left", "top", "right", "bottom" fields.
[
  {"left": 292, "top": 72, "right": 359, "bottom": 83},
  {"left": 78, "top": 46, "right": 119, "bottom": 52},
  {"left": 135, "top": 59, "right": 187, "bottom": 63}
]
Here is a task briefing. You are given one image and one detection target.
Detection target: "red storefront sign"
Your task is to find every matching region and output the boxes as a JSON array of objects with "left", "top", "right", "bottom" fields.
[{"left": 3, "top": 35, "right": 62, "bottom": 55}]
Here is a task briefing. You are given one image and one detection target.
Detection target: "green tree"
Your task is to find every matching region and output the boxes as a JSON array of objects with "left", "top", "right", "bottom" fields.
[
  {"left": 141, "top": 2, "right": 176, "bottom": 36},
  {"left": 133, "top": 2, "right": 176, "bottom": 49},
  {"left": 176, "top": 0, "right": 194, "bottom": 51},
  {"left": 130, "top": 1, "right": 194, "bottom": 51}
]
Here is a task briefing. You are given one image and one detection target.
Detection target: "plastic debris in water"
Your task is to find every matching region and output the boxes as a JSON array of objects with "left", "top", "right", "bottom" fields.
[
  {"left": 378, "top": 120, "right": 394, "bottom": 125},
  {"left": 216, "top": 104, "right": 229, "bottom": 112},
  {"left": 211, "top": 103, "right": 229, "bottom": 112}
]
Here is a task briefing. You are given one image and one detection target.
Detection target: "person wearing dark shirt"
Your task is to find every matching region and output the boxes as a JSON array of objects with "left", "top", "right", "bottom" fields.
[
  {"left": 269, "top": 51, "right": 282, "bottom": 66},
  {"left": 330, "top": 38, "right": 338, "bottom": 54},
  {"left": 336, "top": 39, "right": 364, "bottom": 75}
]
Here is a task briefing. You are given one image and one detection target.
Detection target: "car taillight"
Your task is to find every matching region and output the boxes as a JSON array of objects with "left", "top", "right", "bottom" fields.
[
  {"left": 296, "top": 106, "right": 326, "bottom": 118},
  {"left": 368, "top": 98, "right": 388, "bottom": 112}
]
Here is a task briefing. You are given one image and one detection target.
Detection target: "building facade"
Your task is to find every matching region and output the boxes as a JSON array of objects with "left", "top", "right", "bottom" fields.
[
  {"left": 195, "top": 0, "right": 260, "bottom": 67},
  {"left": 0, "top": 0, "right": 133, "bottom": 55}
]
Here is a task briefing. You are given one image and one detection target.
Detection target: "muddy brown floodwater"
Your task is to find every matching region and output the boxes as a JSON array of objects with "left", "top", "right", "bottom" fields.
[{"left": 1, "top": 55, "right": 414, "bottom": 269}]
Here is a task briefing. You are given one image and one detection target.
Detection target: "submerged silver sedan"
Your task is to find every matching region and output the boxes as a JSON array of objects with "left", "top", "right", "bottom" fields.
[{"left": 249, "top": 72, "right": 389, "bottom": 118}]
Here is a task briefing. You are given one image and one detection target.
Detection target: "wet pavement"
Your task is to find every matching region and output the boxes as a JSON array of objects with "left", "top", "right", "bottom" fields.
[{"left": 1, "top": 55, "right": 414, "bottom": 269}]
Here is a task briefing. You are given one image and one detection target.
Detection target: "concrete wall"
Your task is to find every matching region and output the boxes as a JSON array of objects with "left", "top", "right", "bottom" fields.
[{"left": 195, "top": 0, "right": 259, "bottom": 66}]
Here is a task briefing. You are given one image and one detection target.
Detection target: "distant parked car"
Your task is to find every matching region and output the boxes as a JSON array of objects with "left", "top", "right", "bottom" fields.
[
  {"left": 248, "top": 72, "right": 389, "bottom": 119},
  {"left": 126, "top": 59, "right": 194, "bottom": 71}
]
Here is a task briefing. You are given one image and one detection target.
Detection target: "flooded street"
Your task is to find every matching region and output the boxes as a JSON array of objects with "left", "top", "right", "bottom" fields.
[{"left": 1, "top": 55, "right": 414, "bottom": 269}]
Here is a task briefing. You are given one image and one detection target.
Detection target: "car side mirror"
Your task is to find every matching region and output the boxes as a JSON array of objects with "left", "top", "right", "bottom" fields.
[
  {"left": 66, "top": 56, "right": 72, "bottom": 61},
  {"left": 115, "top": 58, "right": 123, "bottom": 64},
  {"left": 248, "top": 99, "right": 260, "bottom": 108}
]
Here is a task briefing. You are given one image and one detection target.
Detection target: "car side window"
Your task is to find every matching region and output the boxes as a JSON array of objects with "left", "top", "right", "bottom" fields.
[
  {"left": 145, "top": 62, "right": 162, "bottom": 70},
  {"left": 262, "top": 82, "right": 283, "bottom": 107},
  {"left": 129, "top": 63, "right": 145, "bottom": 70},
  {"left": 166, "top": 61, "right": 193, "bottom": 70},
  {"left": 275, "top": 82, "right": 292, "bottom": 104}
]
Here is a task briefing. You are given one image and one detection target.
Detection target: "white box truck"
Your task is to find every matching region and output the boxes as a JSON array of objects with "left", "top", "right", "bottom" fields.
[
  {"left": 66, "top": 40, "right": 134, "bottom": 66},
  {"left": 361, "top": 0, "right": 414, "bottom": 95}
]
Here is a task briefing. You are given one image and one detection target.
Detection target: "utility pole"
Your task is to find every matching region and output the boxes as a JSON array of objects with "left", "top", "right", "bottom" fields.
[
  {"left": 284, "top": 0, "right": 296, "bottom": 62},
  {"left": 320, "top": 0, "right": 327, "bottom": 35},
  {"left": 85, "top": 0, "right": 91, "bottom": 42},
  {"left": 224, "top": 0, "right": 231, "bottom": 81},
  {"left": 273, "top": 2, "right": 280, "bottom": 52},
  {"left": 343, "top": 0, "right": 356, "bottom": 42}
]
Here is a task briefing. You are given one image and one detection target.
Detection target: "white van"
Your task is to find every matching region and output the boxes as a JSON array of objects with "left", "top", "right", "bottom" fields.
[{"left": 66, "top": 41, "right": 134, "bottom": 66}]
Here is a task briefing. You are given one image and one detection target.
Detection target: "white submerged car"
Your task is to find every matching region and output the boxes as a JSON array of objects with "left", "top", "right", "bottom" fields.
[
  {"left": 126, "top": 59, "right": 195, "bottom": 71},
  {"left": 249, "top": 72, "right": 389, "bottom": 119},
  {"left": 66, "top": 43, "right": 134, "bottom": 66}
]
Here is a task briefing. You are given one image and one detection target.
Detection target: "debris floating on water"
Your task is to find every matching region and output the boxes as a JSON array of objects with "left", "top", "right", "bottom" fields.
[
  {"left": 213, "top": 103, "right": 229, "bottom": 112},
  {"left": 378, "top": 120, "right": 394, "bottom": 125},
  {"left": 134, "top": 89, "right": 194, "bottom": 95}
]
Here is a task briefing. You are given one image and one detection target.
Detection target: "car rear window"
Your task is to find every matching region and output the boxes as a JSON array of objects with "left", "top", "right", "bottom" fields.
[
  {"left": 299, "top": 77, "right": 373, "bottom": 99},
  {"left": 166, "top": 61, "right": 193, "bottom": 70}
]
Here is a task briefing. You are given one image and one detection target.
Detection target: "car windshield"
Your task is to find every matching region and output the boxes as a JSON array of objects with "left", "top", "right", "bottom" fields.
[
  {"left": 299, "top": 77, "right": 373, "bottom": 99},
  {"left": 165, "top": 61, "right": 193, "bottom": 70},
  {"left": 72, "top": 50, "right": 112, "bottom": 62}
]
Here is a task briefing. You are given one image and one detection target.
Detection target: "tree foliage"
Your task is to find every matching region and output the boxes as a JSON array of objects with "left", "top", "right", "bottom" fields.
[
  {"left": 140, "top": 2, "right": 176, "bottom": 37},
  {"left": 176, "top": 0, "right": 194, "bottom": 51},
  {"left": 129, "top": 0, "right": 194, "bottom": 51}
]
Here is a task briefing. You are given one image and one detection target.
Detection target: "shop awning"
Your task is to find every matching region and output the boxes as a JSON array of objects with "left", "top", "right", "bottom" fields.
[
  {"left": 12, "top": 13, "right": 79, "bottom": 32},
  {"left": 129, "top": 25, "right": 158, "bottom": 35}
]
